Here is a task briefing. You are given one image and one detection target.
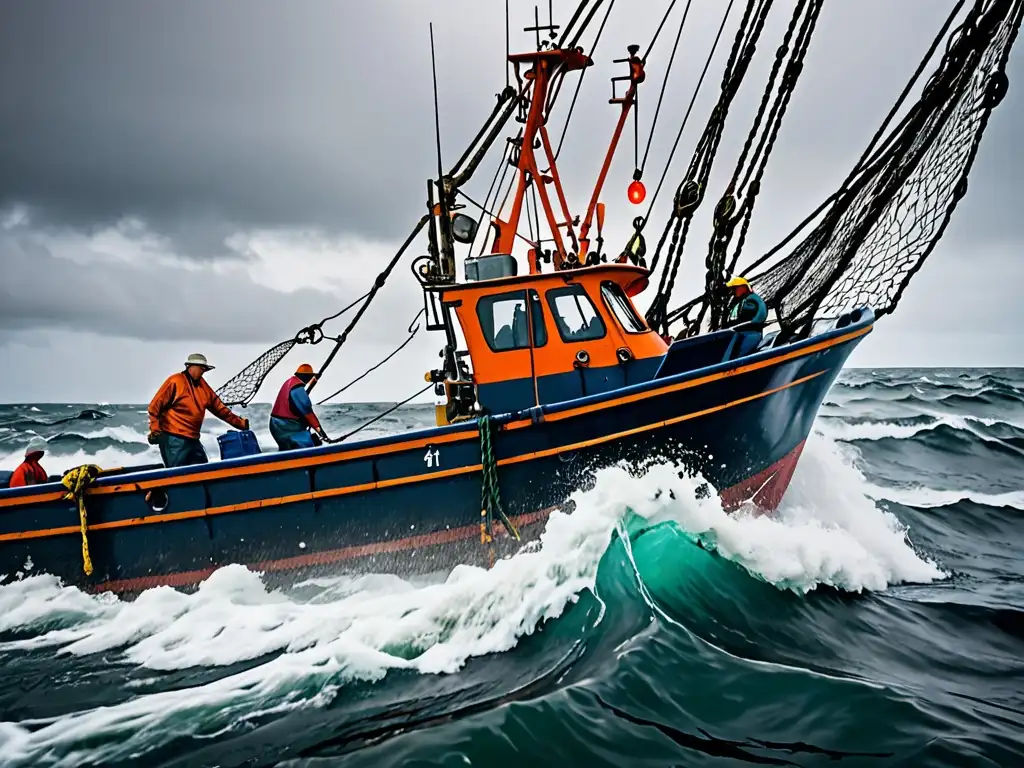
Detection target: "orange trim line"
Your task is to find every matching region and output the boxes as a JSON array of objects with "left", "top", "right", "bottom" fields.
[
  {"left": 0, "top": 369, "right": 826, "bottom": 543},
  {"left": 0, "top": 324, "right": 870, "bottom": 510},
  {"left": 91, "top": 507, "right": 555, "bottom": 594}
]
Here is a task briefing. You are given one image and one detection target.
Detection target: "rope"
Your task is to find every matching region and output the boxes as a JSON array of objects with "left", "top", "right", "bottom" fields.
[
  {"left": 643, "top": 0, "right": 766, "bottom": 335},
  {"left": 478, "top": 415, "right": 520, "bottom": 543},
  {"left": 216, "top": 217, "right": 427, "bottom": 408},
  {"left": 554, "top": 0, "right": 617, "bottom": 160},
  {"left": 309, "top": 216, "right": 429, "bottom": 394},
  {"left": 61, "top": 464, "right": 101, "bottom": 576},
  {"left": 323, "top": 383, "right": 433, "bottom": 444},
  {"left": 676, "top": 0, "right": 1024, "bottom": 342},
  {"left": 698, "top": 0, "right": 822, "bottom": 332},
  {"left": 639, "top": 0, "right": 695, "bottom": 175},
  {"left": 316, "top": 310, "right": 424, "bottom": 406}
]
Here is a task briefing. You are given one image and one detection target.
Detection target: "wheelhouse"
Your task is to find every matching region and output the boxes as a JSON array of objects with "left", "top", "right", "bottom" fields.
[{"left": 432, "top": 263, "right": 668, "bottom": 419}]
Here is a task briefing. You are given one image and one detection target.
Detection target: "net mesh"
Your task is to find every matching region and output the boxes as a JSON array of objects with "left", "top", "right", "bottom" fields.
[
  {"left": 671, "top": 0, "right": 1023, "bottom": 338},
  {"left": 216, "top": 340, "right": 297, "bottom": 407}
]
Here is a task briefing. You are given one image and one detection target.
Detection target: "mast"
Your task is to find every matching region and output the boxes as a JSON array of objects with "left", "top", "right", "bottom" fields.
[{"left": 489, "top": 12, "right": 645, "bottom": 273}]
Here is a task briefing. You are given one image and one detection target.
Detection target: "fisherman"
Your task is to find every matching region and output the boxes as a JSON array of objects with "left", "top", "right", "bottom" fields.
[
  {"left": 9, "top": 437, "right": 49, "bottom": 487},
  {"left": 147, "top": 353, "right": 250, "bottom": 468},
  {"left": 724, "top": 276, "right": 769, "bottom": 357},
  {"left": 269, "top": 364, "right": 329, "bottom": 450}
]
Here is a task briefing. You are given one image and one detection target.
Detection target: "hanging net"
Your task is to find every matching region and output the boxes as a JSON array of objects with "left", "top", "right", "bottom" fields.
[
  {"left": 216, "top": 339, "right": 297, "bottom": 407},
  {"left": 667, "top": 0, "right": 1023, "bottom": 339}
]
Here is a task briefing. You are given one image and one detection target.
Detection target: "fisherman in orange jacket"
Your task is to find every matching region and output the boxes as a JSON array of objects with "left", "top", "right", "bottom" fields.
[
  {"left": 147, "top": 353, "right": 249, "bottom": 468},
  {"left": 9, "top": 437, "right": 49, "bottom": 487}
]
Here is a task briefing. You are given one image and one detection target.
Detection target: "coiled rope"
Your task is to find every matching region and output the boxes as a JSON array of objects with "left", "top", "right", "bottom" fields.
[
  {"left": 478, "top": 415, "right": 520, "bottom": 545},
  {"left": 61, "top": 464, "right": 101, "bottom": 576}
]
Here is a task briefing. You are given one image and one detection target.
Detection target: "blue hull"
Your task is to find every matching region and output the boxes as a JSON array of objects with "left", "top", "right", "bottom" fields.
[{"left": 0, "top": 318, "right": 871, "bottom": 594}]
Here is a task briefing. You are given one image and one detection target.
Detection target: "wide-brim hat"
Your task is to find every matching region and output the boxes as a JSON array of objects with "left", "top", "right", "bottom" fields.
[
  {"left": 184, "top": 353, "right": 215, "bottom": 370},
  {"left": 25, "top": 436, "right": 48, "bottom": 457}
]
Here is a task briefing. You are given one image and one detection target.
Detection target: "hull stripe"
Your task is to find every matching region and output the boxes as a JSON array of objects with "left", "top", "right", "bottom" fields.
[
  {"left": 90, "top": 507, "right": 555, "bottom": 594},
  {"left": 0, "top": 369, "right": 826, "bottom": 543},
  {"left": 0, "top": 324, "right": 870, "bottom": 510}
]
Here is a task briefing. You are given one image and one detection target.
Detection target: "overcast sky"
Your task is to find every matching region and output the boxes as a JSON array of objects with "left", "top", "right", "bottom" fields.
[{"left": 1, "top": 0, "right": 1021, "bottom": 404}]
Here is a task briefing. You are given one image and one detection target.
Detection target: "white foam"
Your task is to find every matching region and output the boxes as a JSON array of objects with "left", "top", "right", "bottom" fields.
[
  {"left": 0, "top": 445, "right": 158, "bottom": 474},
  {"left": 0, "top": 432, "right": 943, "bottom": 766}
]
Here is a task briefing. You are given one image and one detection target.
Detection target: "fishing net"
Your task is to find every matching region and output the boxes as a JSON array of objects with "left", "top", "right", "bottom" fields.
[
  {"left": 216, "top": 340, "right": 297, "bottom": 407},
  {"left": 668, "top": 0, "right": 1023, "bottom": 338}
]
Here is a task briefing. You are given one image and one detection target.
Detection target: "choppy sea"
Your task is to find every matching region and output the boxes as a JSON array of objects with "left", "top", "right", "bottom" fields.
[{"left": 0, "top": 368, "right": 1021, "bottom": 767}]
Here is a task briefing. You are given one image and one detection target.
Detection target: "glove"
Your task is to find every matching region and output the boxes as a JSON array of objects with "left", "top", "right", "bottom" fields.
[{"left": 147, "top": 430, "right": 162, "bottom": 445}]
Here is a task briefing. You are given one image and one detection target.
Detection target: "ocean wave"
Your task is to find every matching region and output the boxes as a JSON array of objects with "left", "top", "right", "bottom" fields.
[
  {"left": 0, "top": 431, "right": 943, "bottom": 766},
  {"left": 819, "top": 414, "right": 1024, "bottom": 444},
  {"left": 0, "top": 409, "right": 111, "bottom": 431},
  {"left": 869, "top": 485, "right": 1024, "bottom": 510}
]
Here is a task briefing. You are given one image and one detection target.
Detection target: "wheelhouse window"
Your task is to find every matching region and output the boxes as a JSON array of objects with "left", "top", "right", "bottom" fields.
[
  {"left": 476, "top": 290, "right": 547, "bottom": 352},
  {"left": 546, "top": 285, "right": 606, "bottom": 342},
  {"left": 601, "top": 281, "right": 647, "bottom": 333}
]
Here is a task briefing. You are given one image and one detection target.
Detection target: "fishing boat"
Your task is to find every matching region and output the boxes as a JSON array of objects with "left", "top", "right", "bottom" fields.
[{"left": 1, "top": 0, "right": 1019, "bottom": 594}]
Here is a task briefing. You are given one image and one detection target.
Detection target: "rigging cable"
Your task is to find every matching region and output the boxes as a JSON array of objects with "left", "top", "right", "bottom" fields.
[
  {"left": 324, "top": 384, "right": 434, "bottom": 444},
  {"left": 642, "top": 0, "right": 737, "bottom": 220},
  {"left": 554, "top": 0, "right": 616, "bottom": 160},
  {"left": 642, "top": 0, "right": 764, "bottom": 335},
  {"left": 316, "top": 309, "right": 425, "bottom": 406},
  {"left": 699, "top": 0, "right": 824, "bottom": 333},
  {"left": 680, "top": 0, "right": 1024, "bottom": 343},
  {"left": 308, "top": 216, "right": 429, "bottom": 394},
  {"left": 740, "top": 0, "right": 968, "bottom": 277},
  {"left": 470, "top": 137, "right": 513, "bottom": 257},
  {"left": 458, "top": 188, "right": 538, "bottom": 249},
  {"left": 638, "top": 0, "right": 695, "bottom": 175}
]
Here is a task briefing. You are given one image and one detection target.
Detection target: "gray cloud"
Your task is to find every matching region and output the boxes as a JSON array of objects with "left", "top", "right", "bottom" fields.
[
  {"left": 1, "top": 0, "right": 1023, "bottom": 404},
  {"left": 0, "top": 228, "right": 422, "bottom": 346}
]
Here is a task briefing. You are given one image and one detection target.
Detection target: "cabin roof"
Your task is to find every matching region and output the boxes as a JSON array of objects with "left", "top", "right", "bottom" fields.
[{"left": 436, "top": 263, "right": 650, "bottom": 299}]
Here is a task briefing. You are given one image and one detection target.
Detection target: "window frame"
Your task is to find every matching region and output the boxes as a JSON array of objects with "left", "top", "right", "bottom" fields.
[
  {"left": 600, "top": 280, "right": 648, "bottom": 334},
  {"left": 475, "top": 289, "right": 548, "bottom": 353},
  {"left": 544, "top": 284, "right": 608, "bottom": 343}
]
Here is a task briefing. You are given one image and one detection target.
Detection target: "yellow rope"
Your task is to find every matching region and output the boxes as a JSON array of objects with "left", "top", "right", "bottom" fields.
[{"left": 61, "top": 464, "right": 101, "bottom": 576}]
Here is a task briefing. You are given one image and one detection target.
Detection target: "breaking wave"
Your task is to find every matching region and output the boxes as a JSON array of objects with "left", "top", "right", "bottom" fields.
[{"left": 0, "top": 431, "right": 941, "bottom": 766}]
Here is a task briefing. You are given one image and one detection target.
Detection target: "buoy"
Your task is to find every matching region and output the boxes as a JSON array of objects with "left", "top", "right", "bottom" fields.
[{"left": 628, "top": 179, "right": 646, "bottom": 205}]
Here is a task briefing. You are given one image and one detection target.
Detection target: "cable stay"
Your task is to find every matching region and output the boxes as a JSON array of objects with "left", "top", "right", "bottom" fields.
[
  {"left": 694, "top": 0, "right": 824, "bottom": 334},
  {"left": 316, "top": 309, "right": 425, "bottom": 407},
  {"left": 642, "top": 0, "right": 773, "bottom": 336},
  {"left": 664, "top": 0, "right": 1022, "bottom": 343}
]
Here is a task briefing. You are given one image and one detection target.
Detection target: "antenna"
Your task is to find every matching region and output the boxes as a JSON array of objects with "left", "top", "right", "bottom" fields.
[
  {"left": 505, "top": 0, "right": 511, "bottom": 87},
  {"left": 429, "top": 22, "right": 444, "bottom": 190},
  {"left": 429, "top": 22, "right": 454, "bottom": 277}
]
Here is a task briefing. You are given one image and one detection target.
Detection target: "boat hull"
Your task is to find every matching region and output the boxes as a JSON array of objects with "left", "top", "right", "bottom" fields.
[{"left": 0, "top": 320, "right": 872, "bottom": 594}]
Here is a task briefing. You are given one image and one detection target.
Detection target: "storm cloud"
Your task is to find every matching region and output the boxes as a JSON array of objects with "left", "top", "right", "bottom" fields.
[{"left": 1, "top": 0, "right": 1023, "bottom": 402}]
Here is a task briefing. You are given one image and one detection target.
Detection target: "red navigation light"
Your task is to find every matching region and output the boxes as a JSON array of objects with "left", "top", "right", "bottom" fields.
[{"left": 627, "top": 179, "right": 646, "bottom": 205}]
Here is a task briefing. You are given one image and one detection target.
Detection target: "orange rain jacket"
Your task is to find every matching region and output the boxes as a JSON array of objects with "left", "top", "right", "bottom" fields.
[{"left": 148, "top": 371, "right": 247, "bottom": 440}]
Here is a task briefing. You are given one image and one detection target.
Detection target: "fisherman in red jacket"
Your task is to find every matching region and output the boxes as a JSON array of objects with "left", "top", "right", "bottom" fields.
[
  {"left": 269, "top": 363, "right": 329, "bottom": 450},
  {"left": 10, "top": 437, "right": 49, "bottom": 488}
]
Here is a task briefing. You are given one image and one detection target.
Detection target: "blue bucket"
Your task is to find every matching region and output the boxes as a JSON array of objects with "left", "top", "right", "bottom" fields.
[{"left": 217, "top": 429, "right": 262, "bottom": 461}]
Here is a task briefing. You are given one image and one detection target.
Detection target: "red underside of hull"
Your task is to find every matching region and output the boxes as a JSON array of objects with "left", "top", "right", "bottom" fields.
[{"left": 719, "top": 440, "right": 807, "bottom": 513}]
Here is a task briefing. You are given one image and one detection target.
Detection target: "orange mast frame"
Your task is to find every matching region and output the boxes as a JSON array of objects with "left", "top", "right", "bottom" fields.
[{"left": 489, "top": 42, "right": 645, "bottom": 273}]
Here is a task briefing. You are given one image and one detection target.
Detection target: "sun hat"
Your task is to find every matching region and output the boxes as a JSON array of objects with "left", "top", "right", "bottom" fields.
[
  {"left": 25, "top": 436, "right": 47, "bottom": 457},
  {"left": 184, "top": 353, "right": 214, "bottom": 370}
]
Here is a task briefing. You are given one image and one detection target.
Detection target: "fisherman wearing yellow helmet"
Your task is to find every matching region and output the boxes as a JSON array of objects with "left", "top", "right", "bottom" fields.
[
  {"left": 725, "top": 276, "right": 769, "bottom": 357},
  {"left": 269, "top": 363, "right": 330, "bottom": 450}
]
